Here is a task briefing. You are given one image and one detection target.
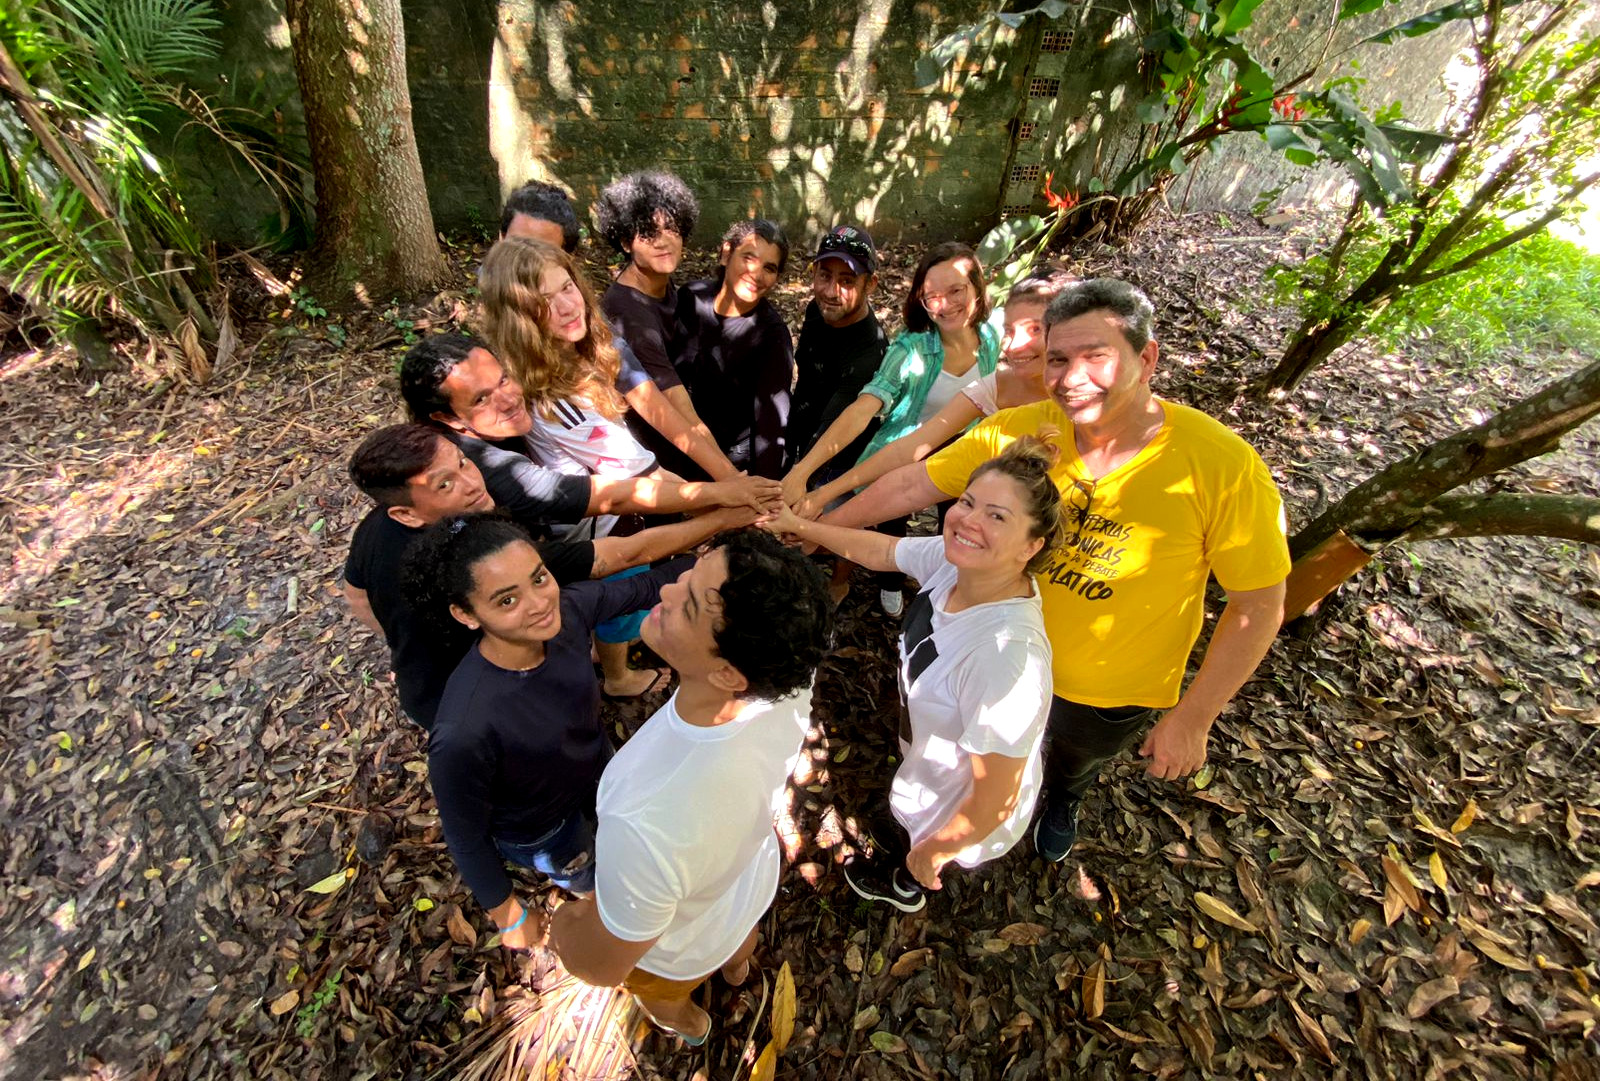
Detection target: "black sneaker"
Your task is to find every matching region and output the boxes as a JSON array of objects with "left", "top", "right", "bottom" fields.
[
  {"left": 843, "top": 859, "right": 925, "bottom": 913},
  {"left": 1032, "top": 795, "right": 1081, "bottom": 863}
]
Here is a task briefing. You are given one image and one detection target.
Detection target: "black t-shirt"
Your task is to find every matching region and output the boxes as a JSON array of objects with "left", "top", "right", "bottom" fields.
[
  {"left": 441, "top": 429, "right": 592, "bottom": 529},
  {"left": 602, "top": 280, "right": 685, "bottom": 392},
  {"left": 427, "top": 558, "right": 688, "bottom": 909},
  {"left": 342, "top": 509, "right": 595, "bottom": 729},
  {"left": 788, "top": 300, "right": 889, "bottom": 472},
  {"left": 675, "top": 278, "right": 794, "bottom": 479}
]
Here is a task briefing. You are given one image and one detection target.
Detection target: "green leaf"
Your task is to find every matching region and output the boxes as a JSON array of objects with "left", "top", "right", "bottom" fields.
[
  {"left": 1326, "top": 88, "right": 1412, "bottom": 203},
  {"left": 1361, "top": 0, "right": 1527, "bottom": 46},
  {"left": 1216, "top": 0, "right": 1268, "bottom": 37},
  {"left": 1338, "top": 0, "right": 1395, "bottom": 16},
  {"left": 976, "top": 215, "right": 1046, "bottom": 273}
]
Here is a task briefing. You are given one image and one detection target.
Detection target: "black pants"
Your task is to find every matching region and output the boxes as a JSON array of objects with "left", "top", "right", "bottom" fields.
[{"left": 1042, "top": 697, "right": 1158, "bottom": 803}]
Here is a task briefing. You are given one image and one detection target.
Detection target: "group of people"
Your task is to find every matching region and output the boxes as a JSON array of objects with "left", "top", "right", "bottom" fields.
[{"left": 338, "top": 169, "right": 1294, "bottom": 1043}]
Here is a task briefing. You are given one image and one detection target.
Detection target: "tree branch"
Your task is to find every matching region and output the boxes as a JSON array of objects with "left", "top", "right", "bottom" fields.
[{"left": 1399, "top": 493, "right": 1600, "bottom": 544}]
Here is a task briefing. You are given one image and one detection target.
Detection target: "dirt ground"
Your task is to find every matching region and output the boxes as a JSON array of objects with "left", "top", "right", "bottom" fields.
[{"left": 1, "top": 211, "right": 1597, "bottom": 1081}]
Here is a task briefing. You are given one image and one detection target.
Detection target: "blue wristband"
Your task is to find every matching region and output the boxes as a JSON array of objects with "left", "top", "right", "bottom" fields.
[{"left": 498, "top": 905, "right": 528, "bottom": 934}]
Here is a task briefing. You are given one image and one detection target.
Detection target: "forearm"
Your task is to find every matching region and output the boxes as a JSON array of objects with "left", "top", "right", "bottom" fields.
[
  {"left": 788, "top": 396, "right": 878, "bottom": 483},
  {"left": 630, "top": 383, "right": 738, "bottom": 480},
  {"left": 823, "top": 463, "right": 946, "bottom": 530},
  {"left": 816, "top": 412, "right": 962, "bottom": 505},
  {"left": 593, "top": 507, "right": 747, "bottom": 575},
  {"left": 780, "top": 515, "right": 899, "bottom": 573},
  {"left": 342, "top": 584, "right": 382, "bottom": 636},
  {"left": 664, "top": 385, "right": 708, "bottom": 430},
  {"left": 1170, "top": 582, "right": 1286, "bottom": 729},
  {"left": 926, "top": 759, "right": 1023, "bottom": 852}
]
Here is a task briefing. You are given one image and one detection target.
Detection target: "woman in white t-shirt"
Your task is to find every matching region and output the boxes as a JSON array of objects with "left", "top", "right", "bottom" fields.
[
  {"left": 795, "top": 265, "right": 1075, "bottom": 520},
  {"left": 769, "top": 437, "right": 1068, "bottom": 910}
]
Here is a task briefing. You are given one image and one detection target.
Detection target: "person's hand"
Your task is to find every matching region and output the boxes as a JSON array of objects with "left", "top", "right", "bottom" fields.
[
  {"left": 1138, "top": 710, "right": 1210, "bottom": 781},
  {"left": 499, "top": 904, "right": 549, "bottom": 951},
  {"left": 759, "top": 503, "right": 804, "bottom": 540},
  {"left": 780, "top": 469, "right": 810, "bottom": 509},
  {"left": 905, "top": 840, "right": 952, "bottom": 891},
  {"left": 710, "top": 502, "right": 761, "bottom": 529},
  {"left": 713, "top": 474, "right": 784, "bottom": 513},
  {"left": 794, "top": 491, "right": 828, "bottom": 521}
]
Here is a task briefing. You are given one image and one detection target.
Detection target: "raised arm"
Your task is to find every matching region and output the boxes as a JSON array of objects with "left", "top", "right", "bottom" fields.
[
  {"left": 586, "top": 471, "right": 781, "bottom": 517},
  {"left": 589, "top": 506, "right": 755, "bottom": 578},
  {"left": 780, "top": 393, "right": 881, "bottom": 506},
  {"left": 765, "top": 504, "right": 899, "bottom": 573},
  {"left": 823, "top": 461, "right": 948, "bottom": 530},
  {"left": 624, "top": 379, "right": 740, "bottom": 481},
  {"left": 799, "top": 394, "right": 981, "bottom": 519}
]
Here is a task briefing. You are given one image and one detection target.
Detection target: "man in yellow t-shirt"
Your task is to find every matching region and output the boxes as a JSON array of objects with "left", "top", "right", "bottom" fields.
[{"left": 820, "top": 278, "right": 1290, "bottom": 861}]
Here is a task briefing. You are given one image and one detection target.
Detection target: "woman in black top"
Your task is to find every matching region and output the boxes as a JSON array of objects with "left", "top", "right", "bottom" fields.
[{"left": 404, "top": 513, "right": 688, "bottom": 949}]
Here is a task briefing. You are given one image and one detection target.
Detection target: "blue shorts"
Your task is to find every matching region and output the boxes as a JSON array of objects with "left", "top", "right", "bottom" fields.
[
  {"left": 495, "top": 808, "right": 597, "bottom": 894},
  {"left": 594, "top": 564, "right": 650, "bottom": 644}
]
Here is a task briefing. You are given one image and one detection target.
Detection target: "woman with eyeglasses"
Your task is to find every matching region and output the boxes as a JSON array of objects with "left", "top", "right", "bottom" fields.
[
  {"left": 795, "top": 266, "right": 1075, "bottom": 520},
  {"left": 782, "top": 241, "right": 1002, "bottom": 615}
]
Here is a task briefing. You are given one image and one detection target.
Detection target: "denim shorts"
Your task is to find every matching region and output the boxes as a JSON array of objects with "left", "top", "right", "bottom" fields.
[
  {"left": 594, "top": 565, "right": 650, "bottom": 644},
  {"left": 494, "top": 808, "right": 597, "bottom": 894}
]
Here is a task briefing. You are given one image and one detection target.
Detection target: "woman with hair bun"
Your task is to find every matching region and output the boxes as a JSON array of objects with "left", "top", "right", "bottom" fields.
[{"left": 767, "top": 437, "right": 1066, "bottom": 911}]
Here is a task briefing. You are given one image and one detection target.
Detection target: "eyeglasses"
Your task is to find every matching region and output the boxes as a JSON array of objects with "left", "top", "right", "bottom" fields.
[
  {"left": 817, "top": 229, "right": 876, "bottom": 269},
  {"left": 919, "top": 282, "right": 971, "bottom": 310},
  {"left": 1064, "top": 477, "right": 1097, "bottom": 531}
]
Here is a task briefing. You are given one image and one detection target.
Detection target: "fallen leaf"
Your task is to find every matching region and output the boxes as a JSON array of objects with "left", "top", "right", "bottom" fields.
[
  {"left": 1406, "top": 976, "right": 1458, "bottom": 1018},
  {"left": 1451, "top": 799, "right": 1478, "bottom": 833},
  {"left": 1542, "top": 892, "right": 1599, "bottom": 936},
  {"left": 304, "top": 868, "right": 351, "bottom": 895},
  {"left": 1429, "top": 851, "right": 1449, "bottom": 891},
  {"left": 1288, "top": 997, "right": 1335, "bottom": 1063},
  {"left": 869, "top": 1030, "right": 907, "bottom": 1054},
  {"left": 750, "top": 1041, "right": 777, "bottom": 1081},
  {"left": 771, "top": 961, "right": 795, "bottom": 1053},
  {"left": 269, "top": 990, "right": 300, "bottom": 1016},
  {"left": 1083, "top": 960, "right": 1106, "bottom": 1019},
  {"left": 446, "top": 905, "right": 476, "bottom": 948},
  {"left": 1350, "top": 918, "right": 1374, "bottom": 945},
  {"left": 852, "top": 1005, "right": 880, "bottom": 1032},
  {"left": 844, "top": 942, "right": 863, "bottom": 973},
  {"left": 890, "top": 947, "right": 932, "bottom": 978},
  {"left": 998, "top": 921, "right": 1049, "bottom": 946},
  {"left": 1194, "top": 892, "right": 1259, "bottom": 933},
  {"left": 1381, "top": 851, "right": 1422, "bottom": 912}
]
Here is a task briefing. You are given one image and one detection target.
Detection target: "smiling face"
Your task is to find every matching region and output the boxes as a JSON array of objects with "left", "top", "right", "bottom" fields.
[
  {"left": 537, "top": 265, "right": 588, "bottom": 344},
  {"left": 943, "top": 469, "right": 1045, "bottom": 575},
  {"left": 918, "top": 258, "right": 980, "bottom": 332},
  {"left": 1043, "top": 310, "right": 1158, "bottom": 431},
  {"left": 434, "top": 347, "right": 533, "bottom": 441},
  {"left": 387, "top": 437, "right": 493, "bottom": 528},
  {"left": 719, "top": 234, "right": 783, "bottom": 312},
  {"left": 811, "top": 258, "right": 872, "bottom": 327},
  {"left": 999, "top": 298, "right": 1049, "bottom": 383},
  {"left": 449, "top": 540, "right": 562, "bottom": 648},
  {"left": 627, "top": 211, "right": 684, "bottom": 277}
]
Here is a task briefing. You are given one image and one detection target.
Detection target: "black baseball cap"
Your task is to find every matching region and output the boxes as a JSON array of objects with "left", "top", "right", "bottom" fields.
[{"left": 811, "top": 225, "right": 878, "bottom": 275}]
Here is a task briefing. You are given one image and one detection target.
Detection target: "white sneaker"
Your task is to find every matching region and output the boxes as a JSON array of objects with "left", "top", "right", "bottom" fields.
[{"left": 880, "top": 589, "right": 904, "bottom": 617}]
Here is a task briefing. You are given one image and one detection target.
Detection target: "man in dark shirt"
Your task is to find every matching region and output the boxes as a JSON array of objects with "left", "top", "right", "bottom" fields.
[
  {"left": 783, "top": 225, "right": 889, "bottom": 502},
  {"left": 675, "top": 219, "right": 794, "bottom": 480},
  {"left": 342, "top": 423, "right": 751, "bottom": 728},
  {"left": 397, "top": 334, "right": 779, "bottom": 527},
  {"left": 500, "top": 179, "right": 581, "bottom": 252}
]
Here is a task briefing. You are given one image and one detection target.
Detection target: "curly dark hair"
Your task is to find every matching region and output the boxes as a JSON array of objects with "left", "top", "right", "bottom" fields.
[
  {"left": 903, "top": 241, "right": 989, "bottom": 334},
  {"left": 401, "top": 512, "right": 532, "bottom": 635},
  {"left": 348, "top": 423, "right": 448, "bottom": 508},
  {"left": 709, "top": 528, "right": 832, "bottom": 701},
  {"left": 399, "top": 332, "right": 487, "bottom": 423},
  {"left": 500, "top": 180, "right": 581, "bottom": 252},
  {"left": 593, "top": 170, "right": 699, "bottom": 254},
  {"left": 717, "top": 217, "right": 790, "bottom": 275}
]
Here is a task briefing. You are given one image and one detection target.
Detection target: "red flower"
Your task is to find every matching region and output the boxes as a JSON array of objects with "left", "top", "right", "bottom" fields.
[
  {"left": 1042, "top": 171, "right": 1079, "bottom": 212},
  {"left": 1272, "top": 94, "right": 1306, "bottom": 122}
]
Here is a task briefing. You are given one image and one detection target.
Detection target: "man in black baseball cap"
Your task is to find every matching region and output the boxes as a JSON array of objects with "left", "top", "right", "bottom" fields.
[{"left": 784, "top": 226, "right": 889, "bottom": 490}]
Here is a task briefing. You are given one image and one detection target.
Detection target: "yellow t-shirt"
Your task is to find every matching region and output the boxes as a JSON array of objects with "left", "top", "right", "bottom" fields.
[{"left": 925, "top": 398, "right": 1291, "bottom": 708}]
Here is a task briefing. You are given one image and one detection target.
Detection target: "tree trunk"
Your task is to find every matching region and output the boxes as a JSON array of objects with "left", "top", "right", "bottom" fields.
[
  {"left": 1261, "top": 313, "right": 1362, "bottom": 394},
  {"left": 1290, "top": 357, "right": 1600, "bottom": 561},
  {"left": 286, "top": 0, "right": 446, "bottom": 303},
  {"left": 1398, "top": 493, "right": 1600, "bottom": 545}
]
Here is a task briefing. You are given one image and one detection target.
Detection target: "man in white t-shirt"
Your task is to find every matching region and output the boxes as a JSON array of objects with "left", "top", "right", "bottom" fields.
[{"left": 551, "top": 529, "right": 833, "bottom": 1044}]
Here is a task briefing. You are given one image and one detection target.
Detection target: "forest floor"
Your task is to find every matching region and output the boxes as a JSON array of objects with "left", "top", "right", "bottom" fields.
[{"left": 2, "top": 210, "right": 1598, "bottom": 1081}]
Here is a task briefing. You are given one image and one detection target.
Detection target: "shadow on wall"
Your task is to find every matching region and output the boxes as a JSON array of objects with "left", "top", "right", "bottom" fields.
[{"left": 474, "top": 0, "right": 1032, "bottom": 244}]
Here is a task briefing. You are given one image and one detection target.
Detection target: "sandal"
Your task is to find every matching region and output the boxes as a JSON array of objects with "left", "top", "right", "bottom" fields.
[{"left": 633, "top": 997, "right": 710, "bottom": 1046}]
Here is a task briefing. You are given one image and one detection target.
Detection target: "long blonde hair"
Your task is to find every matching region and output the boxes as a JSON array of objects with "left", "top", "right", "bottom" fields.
[{"left": 479, "top": 236, "right": 626, "bottom": 419}]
